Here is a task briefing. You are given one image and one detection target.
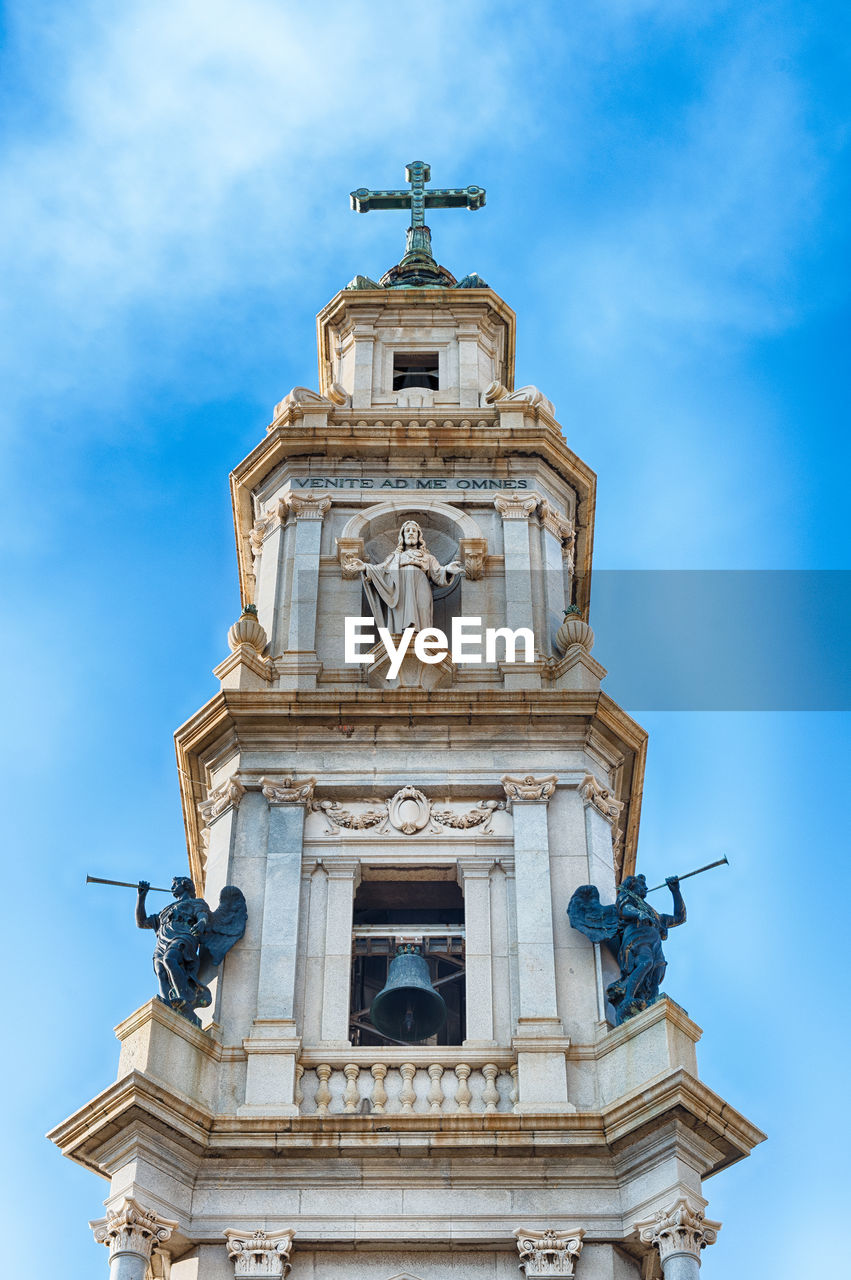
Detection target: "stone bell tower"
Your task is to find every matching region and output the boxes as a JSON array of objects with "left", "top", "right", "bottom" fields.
[{"left": 50, "top": 163, "right": 763, "bottom": 1280}]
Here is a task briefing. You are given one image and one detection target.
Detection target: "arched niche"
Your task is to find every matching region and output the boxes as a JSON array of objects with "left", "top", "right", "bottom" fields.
[{"left": 338, "top": 499, "right": 487, "bottom": 577}]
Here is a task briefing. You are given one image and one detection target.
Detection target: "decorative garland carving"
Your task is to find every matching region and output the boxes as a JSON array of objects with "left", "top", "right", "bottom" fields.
[
  {"left": 307, "top": 791, "right": 509, "bottom": 837},
  {"left": 430, "top": 799, "right": 504, "bottom": 831},
  {"left": 312, "top": 800, "right": 390, "bottom": 833}
]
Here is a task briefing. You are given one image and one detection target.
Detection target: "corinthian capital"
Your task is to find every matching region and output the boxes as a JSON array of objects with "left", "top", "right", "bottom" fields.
[
  {"left": 514, "top": 1227, "right": 585, "bottom": 1278},
  {"left": 262, "top": 774, "right": 316, "bottom": 806},
  {"left": 280, "top": 491, "right": 332, "bottom": 521},
  {"left": 90, "top": 1197, "right": 178, "bottom": 1263},
  {"left": 636, "top": 1198, "right": 721, "bottom": 1265},
  {"left": 224, "top": 1227, "right": 295, "bottom": 1277},
  {"left": 502, "top": 773, "right": 557, "bottom": 803}
]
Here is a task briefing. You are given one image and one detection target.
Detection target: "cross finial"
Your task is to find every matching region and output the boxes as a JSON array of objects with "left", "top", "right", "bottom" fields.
[
  {"left": 350, "top": 161, "right": 486, "bottom": 287},
  {"left": 351, "top": 160, "right": 485, "bottom": 228}
]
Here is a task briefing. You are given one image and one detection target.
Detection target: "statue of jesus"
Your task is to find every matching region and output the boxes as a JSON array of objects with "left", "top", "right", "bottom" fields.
[{"left": 349, "top": 520, "right": 463, "bottom": 632}]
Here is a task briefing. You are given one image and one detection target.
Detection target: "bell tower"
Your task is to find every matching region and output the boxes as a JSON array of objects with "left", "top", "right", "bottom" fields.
[{"left": 50, "top": 163, "right": 764, "bottom": 1280}]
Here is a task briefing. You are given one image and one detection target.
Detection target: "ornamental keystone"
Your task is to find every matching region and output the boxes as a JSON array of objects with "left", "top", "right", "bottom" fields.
[
  {"left": 224, "top": 1227, "right": 296, "bottom": 1278},
  {"left": 90, "top": 1196, "right": 178, "bottom": 1263},
  {"left": 514, "top": 1226, "right": 585, "bottom": 1278},
  {"left": 636, "top": 1198, "right": 721, "bottom": 1265}
]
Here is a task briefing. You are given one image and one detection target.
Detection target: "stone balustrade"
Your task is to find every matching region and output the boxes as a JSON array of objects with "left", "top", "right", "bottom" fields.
[{"left": 296, "top": 1054, "right": 518, "bottom": 1115}]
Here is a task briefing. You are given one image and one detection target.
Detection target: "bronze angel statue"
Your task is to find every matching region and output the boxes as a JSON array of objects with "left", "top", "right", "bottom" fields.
[
  {"left": 568, "top": 873, "right": 686, "bottom": 1025},
  {"left": 136, "top": 875, "right": 247, "bottom": 1026}
]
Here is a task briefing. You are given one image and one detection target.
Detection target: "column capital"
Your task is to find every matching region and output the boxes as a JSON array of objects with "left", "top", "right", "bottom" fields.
[
  {"left": 538, "top": 498, "right": 575, "bottom": 547},
  {"left": 636, "top": 1198, "right": 721, "bottom": 1265},
  {"left": 580, "top": 773, "right": 624, "bottom": 824},
  {"left": 90, "top": 1197, "right": 178, "bottom": 1263},
  {"left": 456, "top": 855, "right": 495, "bottom": 882},
  {"left": 280, "top": 491, "right": 331, "bottom": 521},
  {"left": 513, "top": 1227, "right": 585, "bottom": 1278},
  {"left": 224, "top": 1227, "right": 295, "bottom": 1277},
  {"left": 324, "top": 856, "right": 362, "bottom": 885},
  {"left": 494, "top": 492, "right": 539, "bottom": 520},
  {"left": 262, "top": 775, "right": 316, "bottom": 806},
  {"left": 502, "top": 773, "right": 557, "bottom": 804},
  {"left": 198, "top": 774, "right": 246, "bottom": 825}
]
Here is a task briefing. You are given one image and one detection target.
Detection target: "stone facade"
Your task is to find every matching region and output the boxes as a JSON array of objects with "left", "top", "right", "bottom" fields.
[{"left": 50, "top": 250, "right": 763, "bottom": 1278}]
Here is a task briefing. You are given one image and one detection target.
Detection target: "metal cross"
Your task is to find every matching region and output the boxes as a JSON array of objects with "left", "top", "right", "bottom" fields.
[{"left": 350, "top": 161, "right": 485, "bottom": 227}]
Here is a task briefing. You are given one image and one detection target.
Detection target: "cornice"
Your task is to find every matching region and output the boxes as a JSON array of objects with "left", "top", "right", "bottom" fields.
[
  {"left": 174, "top": 688, "right": 647, "bottom": 888},
  {"left": 229, "top": 415, "right": 596, "bottom": 609},
  {"left": 601, "top": 1067, "right": 766, "bottom": 1175},
  {"left": 48, "top": 1064, "right": 763, "bottom": 1181}
]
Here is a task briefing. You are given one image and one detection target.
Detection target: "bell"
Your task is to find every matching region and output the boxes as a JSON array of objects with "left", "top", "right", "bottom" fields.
[{"left": 370, "top": 945, "right": 448, "bottom": 1043}]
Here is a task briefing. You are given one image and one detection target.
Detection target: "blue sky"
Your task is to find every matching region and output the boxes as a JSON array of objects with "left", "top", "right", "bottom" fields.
[{"left": 1, "top": 2, "right": 849, "bottom": 1276}]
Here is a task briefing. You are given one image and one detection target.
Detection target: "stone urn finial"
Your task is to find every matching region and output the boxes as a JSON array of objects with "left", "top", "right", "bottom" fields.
[
  {"left": 555, "top": 605, "right": 594, "bottom": 655},
  {"left": 228, "top": 603, "right": 268, "bottom": 654}
]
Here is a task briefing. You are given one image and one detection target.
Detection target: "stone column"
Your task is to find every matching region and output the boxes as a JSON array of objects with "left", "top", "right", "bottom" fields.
[
  {"left": 503, "top": 773, "right": 572, "bottom": 1112},
  {"left": 90, "top": 1197, "right": 178, "bottom": 1280},
  {"left": 514, "top": 1227, "right": 585, "bottom": 1279},
  {"left": 494, "top": 493, "right": 541, "bottom": 689},
  {"left": 457, "top": 858, "right": 496, "bottom": 1046},
  {"left": 636, "top": 1200, "right": 721, "bottom": 1280},
  {"left": 320, "top": 858, "right": 361, "bottom": 1046},
  {"left": 242, "top": 775, "right": 314, "bottom": 1113},
  {"left": 224, "top": 1228, "right": 295, "bottom": 1277}
]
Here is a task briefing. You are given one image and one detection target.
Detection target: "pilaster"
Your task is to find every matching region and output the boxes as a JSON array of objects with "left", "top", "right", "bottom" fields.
[
  {"left": 503, "top": 773, "right": 572, "bottom": 1112},
  {"left": 242, "top": 775, "right": 315, "bottom": 1113},
  {"left": 494, "top": 492, "right": 541, "bottom": 689},
  {"left": 277, "top": 491, "right": 331, "bottom": 689},
  {"left": 458, "top": 858, "right": 496, "bottom": 1046},
  {"left": 319, "top": 858, "right": 362, "bottom": 1046}
]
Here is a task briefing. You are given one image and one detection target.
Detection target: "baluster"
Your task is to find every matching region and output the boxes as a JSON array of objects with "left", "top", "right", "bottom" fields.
[
  {"left": 427, "top": 1064, "right": 445, "bottom": 1113},
  {"left": 454, "top": 1063, "right": 472, "bottom": 1114},
  {"left": 371, "top": 1063, "right": 388, "bottom": 1113},
  {"left": 343, "top": 1064, "right": 360, "bottom": 1113},
  {"left": 400, "top": 1062, "right": 417, "bottom": 1112},
  {"left": 482, "top": 1063, "right": 499, "bottom": 1113},
  {"left": 294, "top": 1063, "right": 305, "bottom": 1111},
  {"left": 510, "top": 1062, "right": 519, "bottom": 1111},
  {"left": 316, "top": 1063, "right": 332, "bottom": 1116}
]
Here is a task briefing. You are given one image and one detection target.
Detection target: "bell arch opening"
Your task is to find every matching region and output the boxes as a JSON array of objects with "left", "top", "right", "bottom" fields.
[{"left": 350, "top": 873, "right": 466, "bottom": 1047}]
